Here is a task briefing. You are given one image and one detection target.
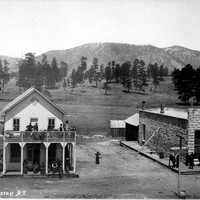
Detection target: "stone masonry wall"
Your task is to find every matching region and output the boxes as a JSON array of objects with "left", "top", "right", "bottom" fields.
[
  {"left": 139, "top": 110, "right": 188, "bottom": 155},
  {"left": 188, "top": 108, "right": 200, "bottom": 153}
]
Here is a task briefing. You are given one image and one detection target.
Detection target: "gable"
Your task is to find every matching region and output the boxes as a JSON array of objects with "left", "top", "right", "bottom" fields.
[
  {"left": 4, "top": 89, "right": 65, "bottom": 123},
  {"left": 4, "top": 100, "right": 63, "bottom": 131}
]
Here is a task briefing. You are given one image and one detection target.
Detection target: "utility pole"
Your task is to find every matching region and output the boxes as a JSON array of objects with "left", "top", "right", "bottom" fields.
[{"left": 176, "top": 134, "right": 184, "bottom": 197}]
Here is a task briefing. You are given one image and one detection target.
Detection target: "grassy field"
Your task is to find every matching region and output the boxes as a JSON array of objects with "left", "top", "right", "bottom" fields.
[{"left": 0, "top": 77, "right": 186, "bottom": 136}]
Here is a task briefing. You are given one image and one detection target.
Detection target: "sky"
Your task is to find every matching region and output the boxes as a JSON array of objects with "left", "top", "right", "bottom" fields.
[{"left": 0, "top": 0, "right": 200, "bottom": 57}]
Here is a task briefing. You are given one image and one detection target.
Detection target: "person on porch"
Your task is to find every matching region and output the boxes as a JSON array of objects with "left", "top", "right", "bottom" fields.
[
  {"left": 59, "top": 123, "right": 64, "bottom": 131},
  {"left": 33, "top": 122, "right": 38, "bottom": 131},
  {"left": 63, "top": 120, "right": 69, "bottom": 131},
  {"left": 26, "top": 122, "right": 33, "bottom": 131}
]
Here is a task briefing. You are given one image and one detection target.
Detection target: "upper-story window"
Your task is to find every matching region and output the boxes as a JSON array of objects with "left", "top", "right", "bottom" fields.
[
  {"left": 48, "top": 118, "right": 55, "bottom": 130},
  {"left": 13, "top": 118, "right": 20, "bottom": 131}
]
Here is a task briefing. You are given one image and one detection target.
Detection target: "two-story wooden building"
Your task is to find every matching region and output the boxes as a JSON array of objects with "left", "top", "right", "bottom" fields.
[{"left": 1, "top": 87, "right": 76, "bottom": 176}]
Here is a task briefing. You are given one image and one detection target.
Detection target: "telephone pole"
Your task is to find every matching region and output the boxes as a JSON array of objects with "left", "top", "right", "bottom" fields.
[{"left": 176, "top": 134, "right": 185, "bottom": 197}]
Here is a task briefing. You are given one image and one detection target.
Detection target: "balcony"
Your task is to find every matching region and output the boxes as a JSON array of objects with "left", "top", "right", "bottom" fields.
[{"left": 4, "top": 130, "right": 76, "bottom": 143}]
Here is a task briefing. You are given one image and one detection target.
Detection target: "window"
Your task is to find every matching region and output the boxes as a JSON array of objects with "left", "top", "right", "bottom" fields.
[
  {"left": 30, "top": 118, "right": 38, "bottom": 126},
  {"left": 10, "top": 144, "right": 20, "bottom": 162},
  {"left": 48, "top": 118, "right": 55, "bottom": 130},
  {"left": 142, "top": 124, "right": 146, "bottom": 140},
  {"left": 30, "top": 118, "right": 38, "bottom": 123},
  {"left": 13, "top": 118, "right": 20, "bottom": 131}
]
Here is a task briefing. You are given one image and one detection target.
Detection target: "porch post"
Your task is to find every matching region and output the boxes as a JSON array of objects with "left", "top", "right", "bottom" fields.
[
  {"left": 44, "top": 142, "right": 50, "bottom": 175},
  {"left": 20, "top": 142, "right": 25, "bottom": 175},
  {"left": 73, "top": 143, "right": 76, "bottom": 173},
  {"left": 2, "top": 142, "right": 8, "bottom": 175},
  {"left": 61, "top": 142, "right": 66, "bottom": 173}
]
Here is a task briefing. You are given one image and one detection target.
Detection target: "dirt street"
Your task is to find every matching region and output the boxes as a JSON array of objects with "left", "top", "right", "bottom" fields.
[{"left": 0, "top": 140, "right": 200, "bottom": 198}]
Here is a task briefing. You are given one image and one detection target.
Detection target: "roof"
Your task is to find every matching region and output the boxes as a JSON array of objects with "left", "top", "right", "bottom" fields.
[
  {"left": 142, "top": 107, "right": 188, "bottom": 120},
  {"left": 1, "top": 87, "right": 65, "bottom": 115},
  {"left": 110, "top": 120, "right": 125, "bottom": 128},
  {"left": 125, "top": 113, "right": 139, "bottom": 126}
]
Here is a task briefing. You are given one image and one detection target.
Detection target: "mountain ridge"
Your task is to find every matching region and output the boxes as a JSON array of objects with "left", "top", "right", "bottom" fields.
[{"left": 2, "top": 42, "right": 200, "bottom": 72}]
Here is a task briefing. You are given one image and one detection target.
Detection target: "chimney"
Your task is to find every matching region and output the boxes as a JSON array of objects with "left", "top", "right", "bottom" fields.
[
  {"left": 141, "top": 101, "right": 146, "bottom": 110},
  {"left": 160, "top": 104, "right": 164, "bottom": 113}
]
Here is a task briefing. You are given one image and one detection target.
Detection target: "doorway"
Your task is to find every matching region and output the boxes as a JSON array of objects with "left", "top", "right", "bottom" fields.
[
  {"left": 26, "top": 143, "right": 41, "bottom": 164},
  {"left": 195, "top": 130, "right": 200, "bottom": 156},
  {"left": 48, "top": 143, "right": 57, "bottom": 164}
]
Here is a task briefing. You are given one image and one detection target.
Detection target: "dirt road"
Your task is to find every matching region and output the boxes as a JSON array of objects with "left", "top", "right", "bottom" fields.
[{"left": 0, "top": 140, "right": 200, "bottom": 198}]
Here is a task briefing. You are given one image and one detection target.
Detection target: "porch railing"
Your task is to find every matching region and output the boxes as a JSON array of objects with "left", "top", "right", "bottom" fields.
[{"left": 4, "top": 130, "right": 76, "bottom": 142}]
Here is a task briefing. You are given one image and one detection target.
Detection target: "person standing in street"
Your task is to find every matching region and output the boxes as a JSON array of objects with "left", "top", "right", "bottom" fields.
[{"left": 95, "top": 152, "right": 101, "bottom": 164}]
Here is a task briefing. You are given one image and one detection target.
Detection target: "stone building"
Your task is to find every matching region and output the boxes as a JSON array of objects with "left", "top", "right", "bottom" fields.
[{"left": 138, "top": 106, "right": 200, "bottom": 157}]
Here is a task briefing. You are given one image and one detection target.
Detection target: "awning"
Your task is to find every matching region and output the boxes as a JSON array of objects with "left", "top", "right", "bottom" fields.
[{"left": 125, "top": 113, "right": 139, "bottom": 126}]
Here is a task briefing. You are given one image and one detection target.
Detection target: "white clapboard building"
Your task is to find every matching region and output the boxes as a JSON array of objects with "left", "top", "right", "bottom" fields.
[{"left": 1, "top": 87, "right": 76, "bottom": 176}]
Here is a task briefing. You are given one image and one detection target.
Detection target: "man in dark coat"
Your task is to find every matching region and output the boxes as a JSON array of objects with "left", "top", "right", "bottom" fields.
[
  {"left": 95, "top": 152, "right": 101, "bottom": 164},
  {"left": 26, "top": 122, "right": 33, "bottom": 131},
  {"left": 175, "top": 154, "right": 179, "bottom": 168},
  {"left": 33, "top": 122, "right": 38, "bottom": 131},
  {"left": 189, "top": 152, "right": 194, "bottom": 169},
  {"left": 169, "top": 152, "right": 176, "bottom": 168}
]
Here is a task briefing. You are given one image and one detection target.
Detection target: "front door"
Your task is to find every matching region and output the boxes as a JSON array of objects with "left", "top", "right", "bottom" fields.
[
  {"left": 48, "top": 143, "right": 57, "bottom": 164},
  {"left": 195, "top": 130, "right": 200, "bottom": 156},
  {"left": 27, "top": 144, "right": 41, "bottom": 164}
]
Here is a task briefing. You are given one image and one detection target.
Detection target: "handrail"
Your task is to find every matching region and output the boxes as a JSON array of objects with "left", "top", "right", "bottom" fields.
[{"left": 4, "top": 130, "right": 76, "bottom": 142}]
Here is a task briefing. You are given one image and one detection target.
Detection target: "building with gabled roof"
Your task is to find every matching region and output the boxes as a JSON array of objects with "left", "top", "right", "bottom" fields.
[{"left": 1, "top": 87, "right": 76, "bottom": 176}]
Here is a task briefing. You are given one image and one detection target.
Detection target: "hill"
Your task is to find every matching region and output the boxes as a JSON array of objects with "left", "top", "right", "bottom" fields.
[
  {"left": 0, "top": 55, "right": 20, "bottom": 72},
  {"left": 2, "top": 43, "right": 200, "bottom": 73},
  {"left": 37, "top": 43, "right": 184, "bottom": 73},
  {"left": 164, "top": 45, "right": 200, "bottom": 68}
]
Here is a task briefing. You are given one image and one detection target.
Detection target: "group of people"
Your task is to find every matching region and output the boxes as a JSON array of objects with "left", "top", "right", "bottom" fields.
[
  {"left": 169, "top": 153, "right": 179, "bottom": 168},
  {"left": 58, "top": 121, "right": 69, "bottom": 131},
  {"left": 185, "top": 152, "right": 195, "bottom": 169},
  {"left": 26, "top": 122, "right": 38, "bottom": 131},
  {"left": 169, "top": 152, "right": 199, "bottom": 169},
  {"left": 25, "top": 120, "right": 70, "bottom": 132}
]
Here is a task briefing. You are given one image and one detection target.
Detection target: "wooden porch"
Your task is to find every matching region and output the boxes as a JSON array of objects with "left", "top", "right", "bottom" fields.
[
  {"left": 4, "top": 130, "right": 76, "bottom": 143},
  {"left": 2, "top": 141, "right": 76, "bottom": 176}
]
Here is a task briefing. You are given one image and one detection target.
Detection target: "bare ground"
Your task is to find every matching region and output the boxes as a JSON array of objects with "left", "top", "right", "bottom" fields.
[{"left": 0, "top": 140, "right": 200, "bottom": 198}]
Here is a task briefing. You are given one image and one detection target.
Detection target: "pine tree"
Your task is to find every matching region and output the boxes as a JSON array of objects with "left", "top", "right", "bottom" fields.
[
  {"left": 105, "top": 64, "right": 112, "bottom": 83},
  {"left": 17, "top": 53, "right": 36, "bottom": 89},
  {"left": 51, "top": 57, "right": 59, "bottom": 82},
  {"left": 151, "top": 63, "right": 160, "bottom": 90},
  {"left": 120, "top": 61, "right": 131, "bottom": 92},
  {"left": 124, "top": 77, "right": 132, "bottom": 93},
  {"left": 137, "top": 59, "right": 147, "bottom": 91},
  {"left": 0, "top": 59, "right": 3, "bottom": 75},
  {"left": 115, "top": 64, "right": 121, "bottom": 83},
  {"left": 194, "top": 67, "right": 200, "bottom": 104},
  {"left": 172, "top": 64, "right": 195, "bottom": 104},
  {"left": 63, "top": 78, "right": 67, "bottom": 90},
  {"left": 159, "top": 64, "right": 164, "bottom": 81},
  {"left": 132, "top": 59, "right": 139, "bottom": 90},
  {"left": 92, "top": 57, "right": 99, "bottom": 87},
  {"left": 59, "top": 61, "right": 68, "bottom": 80},
  {"left": 71, "top": 69, "right": 77, "bottom": 88}
]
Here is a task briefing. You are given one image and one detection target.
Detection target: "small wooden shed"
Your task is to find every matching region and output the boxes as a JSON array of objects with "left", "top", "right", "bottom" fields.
[{"left": 110, "top": 120, "right": 125, "bottom": 138}]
